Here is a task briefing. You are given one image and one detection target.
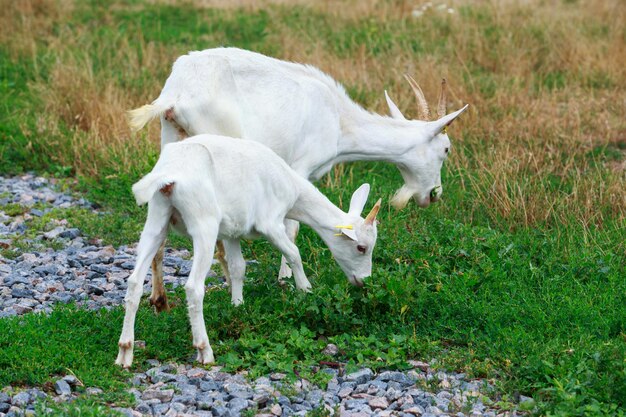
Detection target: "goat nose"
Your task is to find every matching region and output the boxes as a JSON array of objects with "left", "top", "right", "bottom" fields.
[{"left": 429, "top": 186, "right": 442, "bottom": 202}]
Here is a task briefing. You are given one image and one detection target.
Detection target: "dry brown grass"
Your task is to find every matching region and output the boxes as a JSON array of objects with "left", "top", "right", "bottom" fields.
[{"left": 1, "top": 0, "right": 624, "bottom": 229}]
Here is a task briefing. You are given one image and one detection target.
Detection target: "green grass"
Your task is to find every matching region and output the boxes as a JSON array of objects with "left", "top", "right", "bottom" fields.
[
  {"left": 0, "top": 1, "right": 625, "bottom": 416},
  {"left": 1, "top": 164, "right": 624, "bottom": 416}
]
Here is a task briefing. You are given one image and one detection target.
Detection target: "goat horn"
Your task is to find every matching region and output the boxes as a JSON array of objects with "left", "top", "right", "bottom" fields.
[
  {"left": 437, "top": 78, "right": 447, "bottom": 119},
  {"left": 404, "top": 74, "right": 430, "bottom": 120},
  {"left": 365, "top": 198, "right": 382, "bottom": 225}
]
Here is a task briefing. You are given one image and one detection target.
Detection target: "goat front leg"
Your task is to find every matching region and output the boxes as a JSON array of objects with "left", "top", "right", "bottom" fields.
[
  {"left": 266, "top": 226, "right": 311, "bottom": 293},
  {"left": 277, "top": 219, "right": 299, "bottom": 281},
  {"left": 116, "top": 201, "right": 170, "bottom": 368},
  {"left": 149, "top": 240, "right": 170, "bottom": 313},
  {"left": 223, "top": 239, "right": 246, "bottom": 306}
]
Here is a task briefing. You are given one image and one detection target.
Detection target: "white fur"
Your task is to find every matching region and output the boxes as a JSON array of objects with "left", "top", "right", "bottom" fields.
[
  {"left": 129, "top": 47, "right": 467, "bottom": 281},
  {"left": 115, "top": 134, "right": 380, "bottom": 368}
]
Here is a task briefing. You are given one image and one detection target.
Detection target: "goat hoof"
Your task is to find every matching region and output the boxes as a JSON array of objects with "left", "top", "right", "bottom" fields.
[
  {"left": 115, "top": 343, "right": 134, "bottom": 368},
  {"left": 150, "top": 295, "right": 170, "bottom": 313},
  {"left": 296, "top": 281, "right": 312, "bottom": 293},
  {"left": 196, "top": 348, "right": 215, "bottom": 365},
  {"left": 278, "top": 265, "right": 293, "bottom": 280}
]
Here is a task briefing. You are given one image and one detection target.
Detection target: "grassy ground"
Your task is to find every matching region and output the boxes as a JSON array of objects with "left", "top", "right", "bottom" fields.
[{"left": 0, "top": 0, "right": 624, "bottom": 416}]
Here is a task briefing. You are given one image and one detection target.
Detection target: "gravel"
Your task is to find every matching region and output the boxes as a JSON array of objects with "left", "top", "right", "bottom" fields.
[
  {"left": 0, "top": 175, "right": 529, "bottom": 416},
  {"left": 5, "top": 362, "right": 517, "bottom": 417},
  {"left": 0, "top": 175, "right": 217, "bottom": 319}
]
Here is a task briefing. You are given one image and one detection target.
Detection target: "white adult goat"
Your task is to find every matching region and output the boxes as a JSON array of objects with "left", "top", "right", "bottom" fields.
[
  {"left": 129, "top": 47, "right": 467, "bottom": 310},
  {"left": 115, "top": 134, "right": 381, "bottom": 367}
]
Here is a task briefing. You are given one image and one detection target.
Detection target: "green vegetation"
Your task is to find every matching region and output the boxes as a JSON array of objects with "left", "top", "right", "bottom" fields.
[{"left": 0, "top": 1, "right": 624, "bottom": 416}]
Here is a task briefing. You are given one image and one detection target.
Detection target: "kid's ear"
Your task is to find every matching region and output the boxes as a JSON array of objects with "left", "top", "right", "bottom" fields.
[
  {"left": 349, "top": 183, "right": 370, "bottom": 216},
  {"left": 341, "top": 228, "right": 358, "bottom": 241}
]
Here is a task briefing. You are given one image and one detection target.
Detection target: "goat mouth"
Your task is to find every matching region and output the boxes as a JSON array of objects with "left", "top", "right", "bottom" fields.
[
  {"left": 352, "top": 276, "right": 365, "bottom": 287},
  {"left": 414, "top": 195, "right": 431, "bottom": 208}
]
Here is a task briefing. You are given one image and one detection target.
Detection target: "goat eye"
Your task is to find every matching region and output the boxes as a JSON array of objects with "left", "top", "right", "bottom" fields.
[
  {"left": 356, "top": 245, "right": 367, "bottom": 254},
  {"left": 444, "top": 147, "right": 449, "bottom": 154}
]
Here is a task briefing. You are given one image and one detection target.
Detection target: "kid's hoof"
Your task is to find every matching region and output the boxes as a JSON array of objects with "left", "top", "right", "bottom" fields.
[
  {"left": 278, "top": 264, "right": 293, "bottom": 280},
  {"left": 115, "top": 341, "right": 134, "bottom": 368},
  {"left": 196, "top": 348, "right": 215, "bottom": 365}
]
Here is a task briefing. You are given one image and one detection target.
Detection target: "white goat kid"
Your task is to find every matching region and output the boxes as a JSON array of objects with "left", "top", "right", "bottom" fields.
[
  {"left": 115, "top": 134, "right": 381, "bottom": 368},
  {"left": 128, "top": 47, "right": 468, "bottom": 308}
]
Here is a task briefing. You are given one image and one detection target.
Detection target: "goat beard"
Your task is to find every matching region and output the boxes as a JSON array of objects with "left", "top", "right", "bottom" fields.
[{"left": 390, "top": 185, "right": 414, "bottom": 210}]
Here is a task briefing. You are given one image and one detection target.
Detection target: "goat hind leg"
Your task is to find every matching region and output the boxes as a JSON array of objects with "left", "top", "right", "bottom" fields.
[
  {"left": 149, "top": 240, "right": 170, "bottom": 313},
  {"left": 277, "top": 219, "right": 299, "bottom": 282},
  {"left": 117, "top": 201, "right": 170, "bottom": 367},
  {"left": 215, "top": 240, "right": 231, "bottom": 287}
]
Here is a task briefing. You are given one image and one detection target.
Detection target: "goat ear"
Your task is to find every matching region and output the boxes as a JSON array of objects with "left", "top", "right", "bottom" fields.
[
  {"left": 349, "top": 183, "right": 370, "bottom": 216},
  {"left": 429, "top": 104, "right": 469, "bottom": 137},
  {"left": 384, "top": 91, "right": 406, "bottom": 120},
  {"left": 341, "top": 228, "right": 358, "bottom": 241}
]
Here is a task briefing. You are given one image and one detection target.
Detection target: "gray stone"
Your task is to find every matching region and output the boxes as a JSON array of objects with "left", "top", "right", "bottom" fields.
[
  {"left": 43, "top": 227, "right": 64, "bottom": 240},
  {"left": 11, "top": 391, "right": 31, "bottom": 407},
  {"left": 345, "top": 368, "right": 373, "bottom": 385},
  {"left": 269, "top": 372, "right": 286, "bottom": 381},
  {"left": 135, "top": 402, "right": 151, "bottom": 414},
  {"left": 12, "top": 288, "right": 34, "bottom": 298},
  {"left": 34, "top": 264, "right": 59, "bottom": 275},
  {"left": 59, "top": 228, "right": 81, "bottom": 239},
  {"left": 200, "top": 380, "right": 218, "bottom": 391},
  {"left": 292, "top": 403, "right": 312, "bottom": 412},
  {"left": 120, "top": 261, "right": 135, "bottom": 270},
  {"left": 147, "top": 369, "right": 176, "bottom": 384},
  {"left": 168, "top": 402, "right": 187, "bottom": 413},
  {"left": 212, "top": 404, "right": 231, "bottom": 417},
  {"left": 270, "top": 404, "right": 282, "bottom": 416},
  {"left": 197, "top": 393, "right": 214, "bottom": 410},
  {"left": 13, "top": 304, "right": 34, "bottom": 314},
  {"left": 86, "top": 387, "right": 104, "bottom": 395},
  {"left": 224, "top": 382, "right": 253, "bottom": 399},
  {"left": 172, "top": 394, "right": 196, "bottom": 406},
  {"left": 338, "top": 386, "right": 353, "bottom": 398},
  {"left": 228, "top": 397, "right": 249, "bottom": 413},
  {"left": 28, "top": 389, "right": 46, "bottom": 401},
  {"left": 152, "top": 403, "right": 170, "bottom": 415},
  {"left": 369, "top": 397, "right": 389, "bottom": 409},
  {"left": 0, "top": 403, "right": 10, "bottom": 413},
  {"left": 62, "top": 375, "right": 79, "bottom": 386},
  {"left": 89, "top": 264, "right": 108, "bottom": 275},
  {"left": 305, "top": 389, "right": 323, "bottom": 406},
  {"left": 345, "top": 399, "right": 367, "bottom": 410},
  {"left": 113, "top": 408, "right": 134, "bottom": 417},
  {"left": 322, "top": 343, "right": 339, "bottom": 356},
  {"left": 277, "top": 396, "right": 291, "bottom": 406},
  {"left": 54, "top": 379, "right": 72, "bottom": 396},
  {"left": 85, "top": 284, "right": 104, "bottom": 296},
  {"left": 142, "top": 388, "right": 174, "bottom": 402},
  {"left": 0, "top": 393, "right": 9, "bottom": 403}
]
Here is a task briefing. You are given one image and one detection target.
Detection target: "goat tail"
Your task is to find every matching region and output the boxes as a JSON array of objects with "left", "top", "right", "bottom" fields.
[
  {"left": 132, "top": 172, "right": 174, "bottom": 206},
  {"left": 127, "top": 104, "right": 163, "bottom": 132}
]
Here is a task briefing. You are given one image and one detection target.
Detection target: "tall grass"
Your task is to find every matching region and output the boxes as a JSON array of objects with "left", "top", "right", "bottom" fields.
[{"left": 1, "top": 0, "right": 624, "bottom": 231}]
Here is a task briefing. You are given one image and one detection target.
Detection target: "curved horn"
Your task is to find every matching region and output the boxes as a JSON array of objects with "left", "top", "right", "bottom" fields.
[
  {"left": 437, "top": 78, "right": 447, "bottom": 119},
  {"left": 404, "top": 74, "right": 430, "bottom": 120},
  {"left": 365, "top": 198, "right": 382, "bottom": 225}
]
